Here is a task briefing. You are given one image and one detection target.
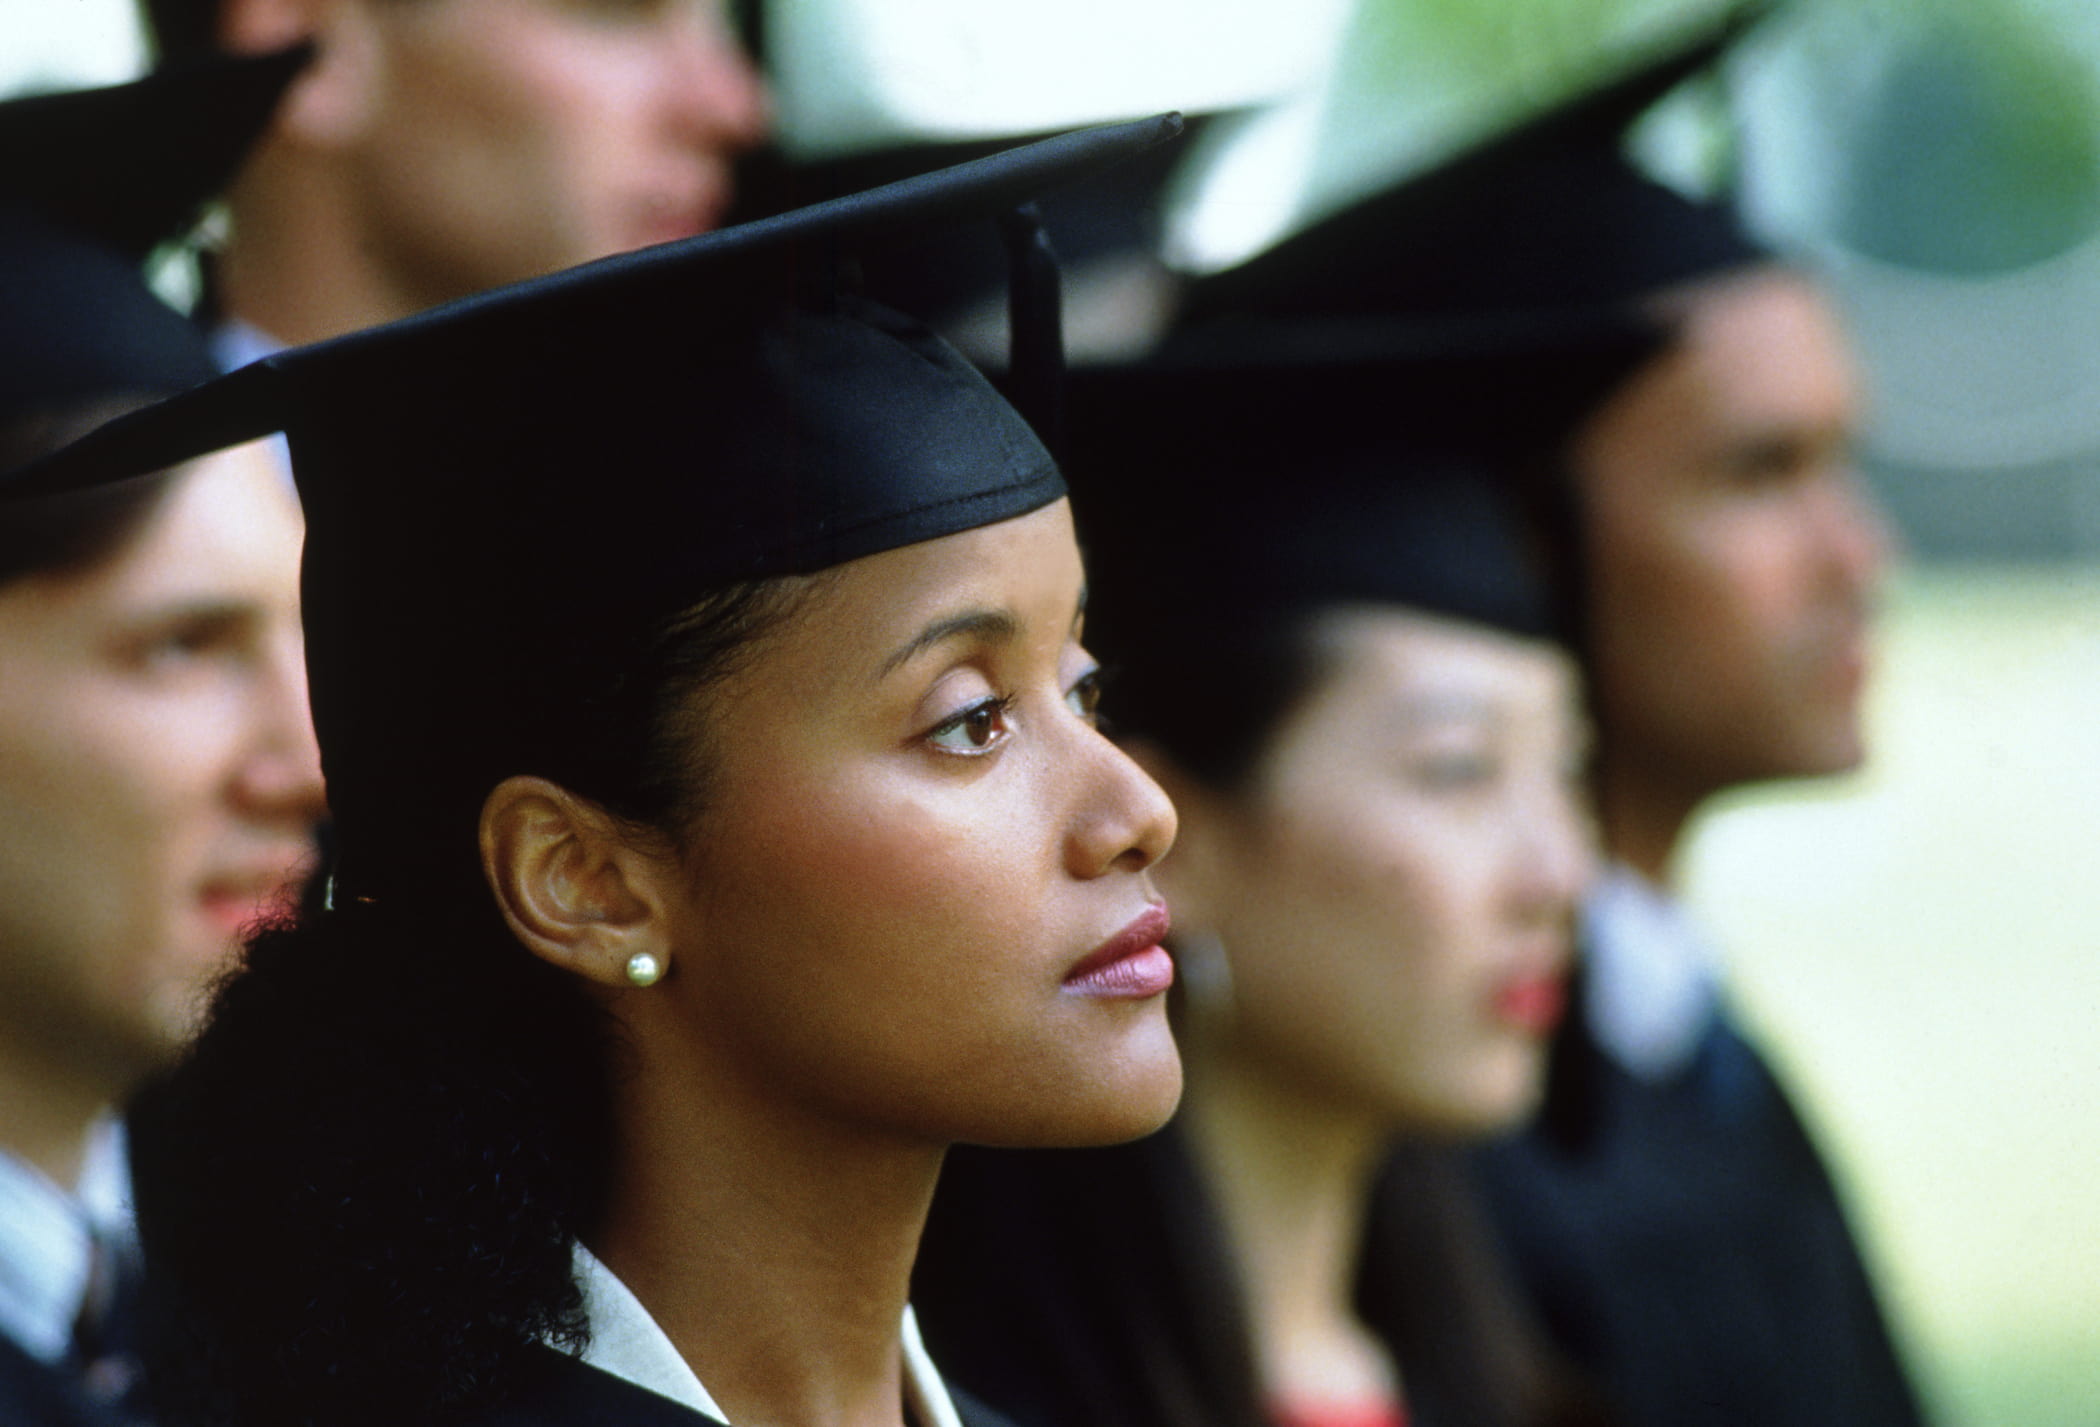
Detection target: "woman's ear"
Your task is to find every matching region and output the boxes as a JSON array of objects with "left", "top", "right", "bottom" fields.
[{"left": 480, "top": 776, "right": 672, "bottom": 991}]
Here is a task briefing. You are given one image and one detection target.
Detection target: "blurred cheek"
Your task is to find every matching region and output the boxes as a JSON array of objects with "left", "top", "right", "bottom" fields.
[
  {"left": 1226, "top": 791, "right": 1442, "bottom": 1005},
  {"left": 0, "top": 722, "right": 210, "bottom": 1057}
]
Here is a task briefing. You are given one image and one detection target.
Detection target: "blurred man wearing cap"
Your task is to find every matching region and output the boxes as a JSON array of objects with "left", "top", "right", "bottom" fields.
[
  {"left": 0, "top": 51, "right": 323, "bottom": 1426},
  {"left": 1484, "top": 236, "right": 1919, "bottom": 1427},
  {"left": 138, "top": 0, "right": 769, "bottom": 355}
]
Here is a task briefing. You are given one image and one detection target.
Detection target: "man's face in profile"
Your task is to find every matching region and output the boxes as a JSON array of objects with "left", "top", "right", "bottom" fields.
[
  {"left": 1575, "top": 266, "right": 1892, "bottom": 797},
  {"left": 298, "top": 0, "right": 767, "bottom": 304}
]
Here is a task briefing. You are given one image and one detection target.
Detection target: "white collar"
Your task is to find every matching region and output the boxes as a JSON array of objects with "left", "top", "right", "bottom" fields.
[
  {"left": 569, "top": 1244, "right": 964, "bottom": 1427},
  {"left": 208, "top": 320, "right": 296, "bottom": 490},
  {"left": 1581, "top": 864, "right": 1724, "bottom": 1082},
  {"left": 209, "top": 317, "right": 285, "bottom": 373},
  {"left": 0, "top": 1120, "right": 133, "bottom": 1365}
]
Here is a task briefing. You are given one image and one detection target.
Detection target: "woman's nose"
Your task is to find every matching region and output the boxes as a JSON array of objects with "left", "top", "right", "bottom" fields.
[{"left": 1065, "top": 731, "right": 1178, "bottom": 880}]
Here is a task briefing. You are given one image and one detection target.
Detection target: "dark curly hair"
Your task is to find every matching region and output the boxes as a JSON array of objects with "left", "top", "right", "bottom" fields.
[{"left": 130, "top": 573, "right": 818, "bottom": 1427}]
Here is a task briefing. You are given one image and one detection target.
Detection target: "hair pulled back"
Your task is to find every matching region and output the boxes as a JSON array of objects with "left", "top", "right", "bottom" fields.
[{"left": 132, "top": 574, "right": 815, "bottom": 1427}]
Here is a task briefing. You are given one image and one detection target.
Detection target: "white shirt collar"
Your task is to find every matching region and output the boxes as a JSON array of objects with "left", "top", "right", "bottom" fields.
[
  {"left": 569, "top": 1244, "right": 964, "bottom": 1427},
  {"left": 210, "top": 317, "right": 284, "bottom": 373},
  {"left": 1581, "top": 863, "right": 1724, "bottom": 1082},
  {"left": 0, "top": 1120, "right": 132, "bottom": 1365},
  {"left": 208, "top": 320, "right": 296, "bottom": 491}
]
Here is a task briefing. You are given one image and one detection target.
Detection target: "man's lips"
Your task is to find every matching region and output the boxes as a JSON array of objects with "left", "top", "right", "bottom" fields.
[
  {"left": 1063, "top": 903, "right": 1174, "bottom": 999},
  {"left": 198, "top": 858, "right": 311, "bottom": 933},
  {"left": 632, "top": 171, "right": 732, "bottom": 246}
]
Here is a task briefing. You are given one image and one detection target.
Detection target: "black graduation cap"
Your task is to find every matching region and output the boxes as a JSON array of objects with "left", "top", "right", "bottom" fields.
[
  {"left": 1066, "top": 10, "right": 1770, "bottom": 668},
  {"left": 1049, "top": 335, "right": 1648, "bottom": 792},
  {"left": 0, "top": 47, "right": 309, "bottom": 428},
  {"left": 5, "top": 113, "right": 1182, "bottom": 898},
  {"left": 1183, "top": 5, "right": 1767, "bottom": 334},
  {"left": 1063, "top": 326, "right": 1656, "bottom": 665}
]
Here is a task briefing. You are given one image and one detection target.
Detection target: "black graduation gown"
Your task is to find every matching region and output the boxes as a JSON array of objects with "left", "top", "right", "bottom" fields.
[
  {"left": 455, "top": 1344, "right": 1024, "bottom": 1427},
  {"left": 1474, "top": 1002, "right": 1928, "bottom": 1427},
  {"left": 915, "top": 1132, "right": 1603, "bottom": 1427},
  {"left": 0, "top": 1333, "right": 133, "bottom": 1427}
]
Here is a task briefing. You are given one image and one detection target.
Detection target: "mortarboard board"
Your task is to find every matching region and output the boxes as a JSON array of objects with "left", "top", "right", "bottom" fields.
[
  {"left": 4, "top": 113, "right": 1183, "bottom": 899},
  {"left": 0, "top": 47, "right": 310, "bottom": 429},
  {"left": 1182, "top": 7, "right": 1767, "bottom": 336}
]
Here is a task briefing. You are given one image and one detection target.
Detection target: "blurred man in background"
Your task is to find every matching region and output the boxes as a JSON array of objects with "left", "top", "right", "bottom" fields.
[
  {"left": 0, "top": 52, "right": 324, "bottom": 1425},
  {"left": 1447, "top": 70, "right": 1926, "bottom": 1427},
  {"left": 138, "top": 0, "right": 768, "bottom": 354},
  {"left": 1479, "top": 240, "right": 1921, "bottom": 1427}
]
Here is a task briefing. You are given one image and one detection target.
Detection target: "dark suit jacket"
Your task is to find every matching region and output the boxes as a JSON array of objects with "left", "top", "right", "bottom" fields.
[
  {"left": 458, "top": 1344, "right": 1022, "bottom": 1427},
  {"left": 0, "top": 1334, "right": 134, "bottom": 1427},
  {"left": 1475, "top": 1001, "right": 1927, "bottom": 1427}
]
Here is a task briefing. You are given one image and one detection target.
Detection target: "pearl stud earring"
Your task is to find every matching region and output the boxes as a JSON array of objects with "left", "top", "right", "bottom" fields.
[{"left": 625, "top": 952, "right": 665, "bottom": 987}]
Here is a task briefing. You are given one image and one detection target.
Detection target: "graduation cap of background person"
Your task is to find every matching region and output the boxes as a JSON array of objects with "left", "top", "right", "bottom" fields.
[
  {"left": 3, "top": 113, "right": 1182, "bottom": 900},
  {"left": 1061, "top": 320, "right": 1661, "bottom": 674},
  {"left": 0, "top": 46, "right": 309, "bottom": 428},
  {"left": 1051, "top": 332, "right": 1657, "bottom": 794},
  {"left": 1182, "top": 5, "right": 1768, "bottom": 335}
]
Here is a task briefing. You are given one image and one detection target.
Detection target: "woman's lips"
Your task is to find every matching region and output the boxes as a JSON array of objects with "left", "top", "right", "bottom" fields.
[
  {"left": 1063, "top": 903, "right": 1174, "bottom": 1000},
  {"left": 1491, "top": 969, "right": 1568, "bottom": 1036}
]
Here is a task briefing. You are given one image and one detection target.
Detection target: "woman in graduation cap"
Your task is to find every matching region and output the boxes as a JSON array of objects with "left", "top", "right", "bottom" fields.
[
  {"left": 0, "top": 52, "right": 321, "bottom": 1426},
  {"left": 908, "top": 317, "right": 1656, "bottom": 1427},
  {"left": 5, "top": 118, "right": 1187, "bottom": 1427}
]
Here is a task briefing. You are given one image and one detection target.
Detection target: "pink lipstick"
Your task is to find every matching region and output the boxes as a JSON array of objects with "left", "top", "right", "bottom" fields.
[
  {"left": 1491, "top": 971, "right": 1568, "bottom": 1036},
  {"left": 1063, "top": 903, "right": 1174, "bottom": 1000}
]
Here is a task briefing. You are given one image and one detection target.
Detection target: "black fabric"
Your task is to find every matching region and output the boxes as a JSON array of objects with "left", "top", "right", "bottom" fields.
[
  {"left": 1183, "top": 6, "right": 1766, "bottom": 334},
  {"left": 0, "top": 1332, "right": 134, "bottom": 1427},
  {"left": 916, "top": 1135, "right": 1271, "bottom": 1427},
  {"left": 451, "top": 1345, "right": 1023, "bottom": 1427},
  {"left": 916, "top": 1132, "right": 1600, "bottom": 1427},
  {"left": 0, "top": 49, "right": 305, "bottom": 427},
  {"left": 0, "top": 47, "right": 307, "bottom": 263},
  {"left": 450, "top": 1349, "right": 722, "bottom": 1427},
  {"left": 1474, "top": 1003, "right": 1929, "bottom": 1427},
  {"left": 4, "top": 114, "right": 1181, "bottom": 900},
  {"left": 0, "top": 204, "right": 220, "bottom": 429},
  {"left": 1062, "top": 325, "right": 1658, "bottom": 655}
]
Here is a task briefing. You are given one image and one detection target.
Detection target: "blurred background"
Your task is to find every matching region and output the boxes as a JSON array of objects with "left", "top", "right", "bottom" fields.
[{"left": 4, "top": 0, "right": 2094, "bottom": 1420}]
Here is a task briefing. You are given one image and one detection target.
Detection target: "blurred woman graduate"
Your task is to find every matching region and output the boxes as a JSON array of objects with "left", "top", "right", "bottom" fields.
[{"left": 4, "top": 116, "right": 1188, "bottom": 1427}]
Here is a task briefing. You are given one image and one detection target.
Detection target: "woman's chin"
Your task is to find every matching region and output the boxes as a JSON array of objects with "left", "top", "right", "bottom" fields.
[
  {"left": 968, "top": 1015, "right": 1185, "bottom": 1149},
  {"left": 1391, "top": 1055, "right": 1550, "bottom": 1140}
]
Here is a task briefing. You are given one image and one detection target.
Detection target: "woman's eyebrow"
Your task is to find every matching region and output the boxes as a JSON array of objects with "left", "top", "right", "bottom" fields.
[{"left": 878, "top": 608, "right": 1020, "bottom": 679}]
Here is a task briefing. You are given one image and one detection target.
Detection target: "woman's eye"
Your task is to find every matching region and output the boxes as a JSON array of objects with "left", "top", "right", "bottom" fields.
[
  {"left": 926, "top": 696, "right": 1013, "bottom": 756},
  {"left": 131, "top": 614, "right": 241, "bottom": 673},
  {"left": 1064, "top": 668, "right": 1105, "bottom": 724}
]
